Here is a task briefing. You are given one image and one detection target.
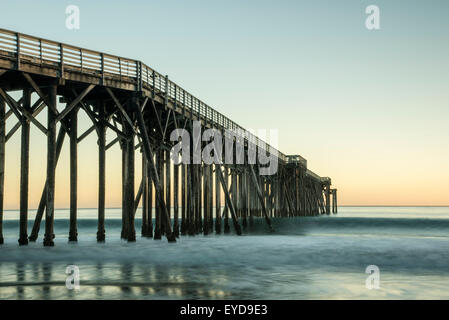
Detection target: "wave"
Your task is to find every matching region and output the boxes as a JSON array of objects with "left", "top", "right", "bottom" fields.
[{"left": 2, "top": 216, "right": 449, "bottom": 235}]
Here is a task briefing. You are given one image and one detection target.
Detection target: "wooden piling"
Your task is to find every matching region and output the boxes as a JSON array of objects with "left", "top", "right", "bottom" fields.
[
  {"left": 332, "top": 189, "right": 338, "bottom": 214},
  {"left": 215, "top": 164, "right": 221, "bottom": 234},
  {"left": 223, "top": 166, "right": 230, "bottom": 234},
  {"left": 241, "top": 171, "right": 247, "bottom": 228},
  {"left": 181, "top": 163, "right": 186, "bottom": 235},
  {"left": 68, "top": 107, "right": 78, "bottom": 242},
  {"left": 231, "top": 168, "right": 237, "bottom": 222},
  {"left": 203, "top": 164, "right": 209, "bottom": 235},
  {"left": 197, "top": 164, "right": 202, "bottom": 234},
  {"left": 0, "top": 95, "right": 5, "bottom": 245},
  {"left": 29, "top": 125, "right": 66, "bottom": 242},
  {"left": 334, "top": 190, "right": 336, "bottom": 213},
  {"left": 97, "top": 103, "right": 106, "bottom": 242},
  {"left": 325, "top": 183, "right": 330, "bottom": 215},
  {"left": 159, "top": 148, "right": 166, "bottom": 236},
  {"left": 173, "top": 160, "right": 179, "bottom": 237},
  {"left": 165, "top": 149, "right": 171, "bottom": 236},
  {"left": 124, "top": 120, "right": 135, "bottom": 242},
  {"left": 153, "top": 149, "right": 162, "bottom": 240},
  {"left": 187, "top": 161, "right": 195, "bottom": 236},
  {"left": 18, "top": 88, "right": 31, "bottom": 245},
  {"left": 121, "top": 141, "right": 128, "bottom": 239},
  {"left": 141, "top": 156, "right": 148, "bottom": 236},
  {"left": 208, "top": 164, "right": 213, "bottom": 232},
  {"left": 193, "top": 164, "right": 199, "bottom": 234},
  {"left": 43, "top": 85, "right": 57, "bottom": 247},
  {"left": 145, "top": 153, "right": 154, "bottom": 238}
]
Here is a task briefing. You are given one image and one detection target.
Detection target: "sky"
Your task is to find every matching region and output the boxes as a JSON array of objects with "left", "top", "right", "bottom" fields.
[{"left": 0, "top": 0, "right": 448, "bottom": 208}]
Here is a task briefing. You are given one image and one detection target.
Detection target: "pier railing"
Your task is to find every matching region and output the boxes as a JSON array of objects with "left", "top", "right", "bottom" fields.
[{"left": 0, "top": 28, "right": 325, "bottom": 180}]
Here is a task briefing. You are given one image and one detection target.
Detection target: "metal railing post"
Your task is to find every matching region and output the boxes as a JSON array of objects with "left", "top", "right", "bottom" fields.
[
  {"left": 100, "top": 53, "right": 104, "bottom": 85},
  {"left": 60, "top": 44, "right": 64, "bottom": 78},
  {"left": 16, "top": 33, "right": 20, "bottom": 70}
]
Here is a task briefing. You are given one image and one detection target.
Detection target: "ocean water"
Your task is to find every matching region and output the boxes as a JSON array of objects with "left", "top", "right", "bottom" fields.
[{"left": 1, "top": 206, "right": 449, "bottom": 300}]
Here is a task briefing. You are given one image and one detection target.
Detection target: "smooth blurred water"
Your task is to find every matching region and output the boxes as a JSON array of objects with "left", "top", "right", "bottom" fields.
[{"left": 1, "top": 206, "right": 449, "bottom": 299}]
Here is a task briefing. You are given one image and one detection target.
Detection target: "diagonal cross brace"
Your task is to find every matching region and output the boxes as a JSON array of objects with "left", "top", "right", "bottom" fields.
[
  {"left": 133, "top": 98, "right": 176, "bottom": 242},
  {"left": 0, "top": 89, "right": 48, "bottom": 135},
  {"left": 55, "top": 84, "right": 95, "bottom": 123},
  {"left": 215, "top": 164, "right": 242, "bottom": 235},
  {"left": 28, "top": 126, "right": 67, "bottom": 241},
  {"left": 249, "top": 164, "right": 273, "bottom": 231},
  {"left": 22, "top": 73, "right": 58, "bottom": 115}
]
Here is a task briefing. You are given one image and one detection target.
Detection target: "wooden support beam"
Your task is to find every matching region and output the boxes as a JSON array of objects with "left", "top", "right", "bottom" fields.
[
  {"left": 133, "top": 178, "right": 143, "bottom": 215},
  {"left": 181, "top": 163, "right": 186, "bottom": 236},
  {"left": 77, "top": 99, "right": 122, "bottom": 144},
  {"left": 333, "top": 190, "right": 336, "bottom": 214},
  {"left": 231, "top": 168, "right": 237, "bottom": 223},
  {"left": 249, "top": 164, "right": 273, "bottom": 231},
  {"left": 134, "top": 98, "right": 175, "bottom": 242},
  {"left": 97, "top": 102, "right": 106, "bottom": 242},
  {"left": 22, "top": 73, "right": 57, "bottom": 115},
  {"left": 215, "top": 164, "right": 221, "bottom": 234},
  {"left": 5, "top": 97, "right": 43, "bottom": 139},
  {"left": 5, "top": 109, "right": 13, "bottom": 121},
  {"left": 165, "top": 149, "right": 171, "bottom": 236},
  {"left": 295, "top": 168, "right": 299, "bottom": 215},
  {"left": 196, "top": 164, "right": 202, "bottom": 234},
  {"left": 79, "top": 103, "right": 99, "bottom": 127},
  {"left": 142, "top": 156, "right": 148, "bottom": 237},
  {"left": 150, "top": 98, "right": 164, "bottom": 137},
  {"left": 203, "top": 164, "right": 209, "bottom": 235},
  {"left": 241, "top": 171, "right": 247, "bottom": 228},
  {"left": 106, "top": 137, "right": 120, "bottom": 151},
  {"left": 216, "top": 165, "right": 242, "bottom": 235},
  {"left": 103, "top": 120, "right": 127, "bottom": 140},
  {"left": 0, "top": 89, "right": 48, "bottom": 135},
  {"left": 0, "top": 95, "right": 5, "bottom": 244},
  {"left": 56, "top": 84, "right": 95, "bottom": 123},
  {"left": 154, "top": 148, "right": 162, "bottom": 239},
  {"left": 28, "top": 125, "right": 66, "bottom": 242},
  {"left": 147, "top": 155, "right": 153, "bottom": 238},
  {"left": 173, "top": 161, "right": 179, "bottom": 237},
  {"left": 192, "top": 164, "right": 197, "bottom": 234},
  {"left": 77, "top": 125, "right": 95, "bottom": 143},
  {"left": 140, "top": 97, "right": 149, "bottom": 113},
  {"left": 6, "top": 100, "right": 45, "bottom": 143},
  {"left": 283, "top": 181, "right": 295, "bottom": 217},
  {"left": 124, "top": 118, "right": 135, "bottom": 242},
  {"left": 120, "top": 141, "right": 128, "bottom": 239},
  {"left": 0, "top": 88, "right": 23, "bottom": 121},
  {"left": 105, "top": 88, "right": 136, "bottom": 134},
  {"left": 223, "top": 166, "right": 231, "bottom": 233},
  {"left": 69, "top": 107, "right": 78, "bottom": 242},
  {"left": 325, "top": 183, "right": 331, "bottom": 214},
  {"left": 187, "top": 161, "right": 195, "bottom": 236},
  {"left": 208, "top": 164, "right": 213, "bottom": 232},
  {"left": 239, "top": 171, "right": 248, "bottom": 228},
  {"left": 43, "top": 85, "right": 57, "bottom": 247},
  {"left": 18, "top": 88, "right": 31, "bottom": 245},
  {"left": 162, "top": 109, "right": 172, "bottom": 141}
]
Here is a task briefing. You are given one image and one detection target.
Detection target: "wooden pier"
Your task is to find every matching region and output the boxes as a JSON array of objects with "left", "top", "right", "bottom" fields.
[{"left": 0, "top": 28, "right": 336, "bottom": 245}]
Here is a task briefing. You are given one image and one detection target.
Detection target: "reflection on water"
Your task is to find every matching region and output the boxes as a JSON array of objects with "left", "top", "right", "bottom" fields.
[
  {"left": 1, "top": 207, "right": 449, "bottom": 300},
  {"left": 2, "top": 261, "right": 449, "bottom": 300},
  {"left": 0, "top": 262, "right": 245, "bottom": 299}
]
